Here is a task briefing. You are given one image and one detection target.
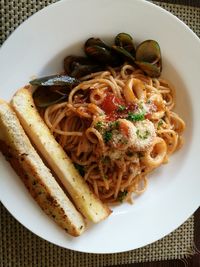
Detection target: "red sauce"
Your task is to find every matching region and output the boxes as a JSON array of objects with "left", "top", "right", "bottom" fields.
[
  {"left": 101, "top": 92, "right": 142, "bottom": 121},
  {"left": 101, "top": 93, "right": 123, "bottom": 114},
  {"left": 101, "top": 93, "right": 124, "bottom": 121}
]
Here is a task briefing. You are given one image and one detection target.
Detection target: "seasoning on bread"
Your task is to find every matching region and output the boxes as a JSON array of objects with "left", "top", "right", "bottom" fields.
[
  {"left": 0, "top": 100, "right": 86, "bottom": 236},
  {"left": 11, "top": 87, "right": 111, "bottom": 223}
]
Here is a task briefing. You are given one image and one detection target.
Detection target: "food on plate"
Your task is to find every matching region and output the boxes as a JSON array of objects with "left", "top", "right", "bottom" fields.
[
  {"left": 0, "top": 100, "right": 86, "bottom": 236},
  {"left": 61, "top": 33, "right": 162, "bottom": 79},
  {"left": 0, "top": 32, "right": 186, "bottom": 236},
  {"left": 29, "top": 33, "right": 185, "bottom": 204},
  {"left": 11, "top": 87, "right": 111, "bottom": 223}
]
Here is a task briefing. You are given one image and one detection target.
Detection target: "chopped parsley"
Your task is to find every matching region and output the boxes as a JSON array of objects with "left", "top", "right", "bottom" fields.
[
  {"left": 126, "top": 112, "right": 145, "bottom": 122},
  {"left": 102, "top": 121, "right": 120, "bottom": 144},
  {"left": 109, "top": 121, "right": 120, "bottom": 129},
  {"left": 136, "top": 129, "right": 150, "bottom": 140},
  {"left": 103, "top": 130, "right": 113, "bottom": 143},
  {"left": 157, "top": 119, "right": 164, "bottom": 129},
  {"left": 95, "top": 121, "right": 104, "bottom": 130},
  {"left": 74, "top": 163, "right": 85, "bottom": 177},
  {"left": 99, "top": 119, "right": 125, "bottom": 145},
  {"left": 117, "top": 190, "right": 128, "bottom": 202},
  {"left": 117, "top": 105, "right": 126, "bottom": 112}
]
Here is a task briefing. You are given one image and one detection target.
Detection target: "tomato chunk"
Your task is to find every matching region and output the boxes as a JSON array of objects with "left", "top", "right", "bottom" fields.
[{"left": 101, "top": 93, "right": 123, "bottom": 114}]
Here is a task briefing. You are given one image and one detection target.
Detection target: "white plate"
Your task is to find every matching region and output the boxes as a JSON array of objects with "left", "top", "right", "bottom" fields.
[{"left": 0, "top": 0, "right": 200, "bottom": 254}]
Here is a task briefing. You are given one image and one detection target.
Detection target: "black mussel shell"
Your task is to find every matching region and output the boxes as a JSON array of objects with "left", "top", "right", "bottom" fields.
[
  {"left": 84, "top": 37, "right": 122, "bottom": 66},
  {"left": 64, "top": 55, "right": 103, "bottom": 78},
  {"left": 135, "top": 61, "right": 161, "bottom": 78},
  {"left": 115, "top": 33, "right": 136, "bottom": 55},
  {"left": 136, "top": 40, "right": 161, "bottom": 64},
  {"left": 30, "top": 74, "right": 80, "bottom": 88},
  {"left": 85, "top": 45, "right": 121, "bottom": 66},
  {"left": 135, "top": 40, "right": 162, "bottom": 77},
  {"left": 112, "top": 45, "right": 135, "bottom": 63},
  {"left": 33, "top": 86, "right": 68, "bottom": 108},
  {"left": 85, "top": 38, "right": 110, "bottom": 50}
]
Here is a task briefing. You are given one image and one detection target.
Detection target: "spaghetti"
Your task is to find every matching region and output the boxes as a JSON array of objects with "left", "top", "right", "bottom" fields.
[{"left": 41, "top": 64, "right": 185, "bottom": 204}]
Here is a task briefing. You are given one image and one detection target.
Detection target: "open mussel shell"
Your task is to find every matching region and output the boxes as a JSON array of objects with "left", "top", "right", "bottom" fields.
[
  {"left": 33, "top": 86, "right": 67, "bottom": 108},
  {"left": 64, "top": 55, "right": 103, "bottom": 78},
  {"left": 85, "top": 45, "right": 121, "bottom": 66},
  {"left": 135, "top": 40, "right": 162, "bottom": 77},
  {"left": 70, "top": 63, "right": 104, "bottom": 78},
  {"left": 85, "top": 45, "right": 111, "bottom": 63},
  {"left": 136, "top": 40, "right": 161, "bottom": 64},
  {"left": 30, "top": 74, "right": 80, "bottom": 88},
  {"left": 64, "top": 56, "right": 93, "bottom": 74},
  {"left": 115, "top": 33, "right": 136, "bottom": 55},
  {"left": 84, "top": 37, "right": 123, "bottom": 66},
  {"left": 112, "top": 45, "right": 135, "bottom": 63},
  {"left": 85, "top": 38, "right": 110, "bottom": 50},
  {"left": 135, "top": 61, "right": 161, "bottom": 78}
]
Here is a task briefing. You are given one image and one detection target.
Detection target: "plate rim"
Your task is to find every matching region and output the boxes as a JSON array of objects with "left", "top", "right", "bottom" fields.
[{"left": 0, "top": 0, "right": 200, "bottom": 253}]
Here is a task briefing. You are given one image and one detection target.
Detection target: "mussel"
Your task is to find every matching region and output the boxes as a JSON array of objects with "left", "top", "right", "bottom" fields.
[
  {"left": 136, "top": 40, "right": 161, "bottom": 64},
  {"left": 84, "top": 38, "right": 122, "bottom": 66},
  {"left": 33, "top": 86, "right": 68, "bottom": 108},
  {"left": 30, "top": 74, "right": 80, "bottom": 88},
  {"left": 30, "top": 74, "right": 80, "bottom": 108},
  {"left": 135, "top": 40, "right": 162, "bottom": 77},
  {"left": 135, "top": 61, "right": 161, "bottom": 78},
  {"left": 64, "top": 56, "right": 103, "bottom": 78},
  {"left": 62, "top": 34, "right": 162, "bottom": 81},
  {"left": 112, "top": 45, "right": 135, "bottom": 63},
  {"left": 115, "top": 33, "right": 136, "bottom": 55},
  {"left": 85, "top": 38, "right": 110, "bottom": 50},
  {"left": 111, "top": 33, "right": 136, "bottom": 63}
]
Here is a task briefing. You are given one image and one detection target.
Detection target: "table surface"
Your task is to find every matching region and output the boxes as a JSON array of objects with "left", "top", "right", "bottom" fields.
[
  {"left": 162, "top": 0, "right": 200, "bottom": 7},
  {"left": 0, "top": 0, "right": 199, "bottom": 266}
]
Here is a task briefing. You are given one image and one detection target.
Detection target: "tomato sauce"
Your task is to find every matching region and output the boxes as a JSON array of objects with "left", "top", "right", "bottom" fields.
[
  {"left": 101, "top": 93, "right": 123, "bottom": 114},
  {"left": 101, "top": 92, "right": 139, "bottom": 121}
]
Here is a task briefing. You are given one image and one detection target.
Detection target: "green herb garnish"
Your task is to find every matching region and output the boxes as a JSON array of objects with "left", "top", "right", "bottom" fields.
[
  {"left": 117, "top": 105, "right": 126, "bottom": 112},
  {"left": 109, "top": 121, "right": 120, "bottom": 129},
  {"left": 74, "top": 163, "right": 85, "bottom": 177},
  {"left": 157, "top": 119, "right": 164, "bottom": 129},
  {"left": 95, "top": 121, "right": 103, "bottom": 130},
  {"left": 117, "top": 190, "right": 128, "bottom": 202},
  {"left": 136, "top": 129, "right": 150, "bottom": 140},
  {"left": 127, "top": 112, "right": 145, "bottom": 122},
  {"left": 103, "top": 131, "right": 113, "bottom": 143}
]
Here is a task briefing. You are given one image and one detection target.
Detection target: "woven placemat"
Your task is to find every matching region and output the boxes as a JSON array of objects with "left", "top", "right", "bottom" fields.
[
  {"left": 0, "top": 203, "right": 195, "bottom": 267},
  {"left": 0, "top": 1, "right": 199, "bottom": 266},
  {"left": 0, "top": 0, "right": 200, "bottom": 44}
]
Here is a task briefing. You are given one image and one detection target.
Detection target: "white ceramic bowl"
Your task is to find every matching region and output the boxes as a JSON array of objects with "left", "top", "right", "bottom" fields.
[{"left": 0, "top": 0, "right": 200, "bottom": 253}]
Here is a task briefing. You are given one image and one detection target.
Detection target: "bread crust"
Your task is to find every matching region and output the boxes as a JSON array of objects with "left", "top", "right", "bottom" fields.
[
  {"left": 0, "top": 100, "right": 86, "bottom": 236},
  {"left": 11, "top": 87, "right": 111, "bottom": 222}
]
